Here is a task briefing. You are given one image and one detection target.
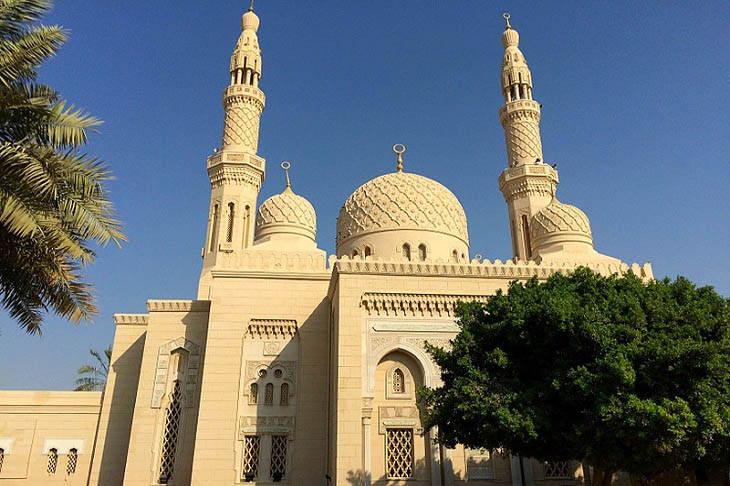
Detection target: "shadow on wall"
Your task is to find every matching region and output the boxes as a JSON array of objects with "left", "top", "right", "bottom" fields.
[
  {"left": 94, "top": 332, "right": 146, "bottom": 485},
  {"left": 345, "top": 457, "right": 430, "bottom": 486}
]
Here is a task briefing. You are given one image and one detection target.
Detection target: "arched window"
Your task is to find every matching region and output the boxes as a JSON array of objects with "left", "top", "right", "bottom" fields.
[
  {"left": 47, "top": 448, "right": 58, "bottom": 474},
  {"left": 521, "top": 214, "right": 532, "bottom": 258},
  {"left": 402, "top": 243, "right": 411, "bottom": 261},
  {"left": 209, "top": 204, "right": 219, "bottom": 252},
  {"left": 243, "top": 205, "right": 251, "bottom": 248},
  {"left": 0, "top": 447, "right": 4, "bottom": 473},
  {"left": 418, "top": 244, "right": 427, "bottom": 261},
  {"left": 352, "top": 249, "right": 359, "bottom": 258},
  {"left": 392, "top": 368, "right": 405, "bottom": 393},
  {"left": 280, "top": 383, "right": 289, "bottom": 406},
  {"left": 158, "top": 381, "right": 183, "bottom": 484},
  {"left": 226, "top": 202, "right": 235, "bottom": 243},
  {"left": 518, "top": 72, "right": 523, "bottom": 83},
  {"left": 451, "top": 250, "right": 459, "bottom": 263},
  {"left": 364, "top": 246, "right": 372, "bottom": 258},
  {"left": 66, "top": 448, "right": 78, "bottom": 475},
  {"left": 264, "top": 383, "right": 274, "bottom": 405},
  {"left": 249, "top": 383, "right": 258, "bottom": 405}
]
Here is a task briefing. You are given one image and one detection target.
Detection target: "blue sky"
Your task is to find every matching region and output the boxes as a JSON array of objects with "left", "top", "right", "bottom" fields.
[{"left": 1, "top": 1, "right": 728, "bottom": 389}]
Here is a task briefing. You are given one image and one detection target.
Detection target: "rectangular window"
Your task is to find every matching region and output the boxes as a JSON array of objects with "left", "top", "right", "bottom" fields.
[
  {"left": 386, "top": 428, "right": 414, "bottom": 479},
  {"left": 47, "top": 448, "right": 58, "bottom": 474},
  {"left": 66, "top": 448, "right": 78, "bottom": 475},
  {"left": 270, "top": 435, "right": 287, "bottom": 479},
  {"left": 242, "top": 436, "right": 260, "bottom": 480},
  {"left": 544, "top": 461, "right": 572, "bottom": 479}
]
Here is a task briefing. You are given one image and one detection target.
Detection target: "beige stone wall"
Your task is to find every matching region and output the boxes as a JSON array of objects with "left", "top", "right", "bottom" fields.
[
  {"left": 120, "top": 301, "right": 210, "bottom": 486},
  {"left": 189, "top": 274, "right": 330, "bottom": 485},
  {"left": 87, "top": 314, "right": 147, "bottom": 485},
  {"left": 0, "top": 391, "right": 101, "bottom": 484}
]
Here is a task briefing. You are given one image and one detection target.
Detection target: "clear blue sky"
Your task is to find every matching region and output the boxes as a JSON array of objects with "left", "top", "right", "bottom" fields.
[{"left": 1, "top": 1, "right": 728, "bottom": 389}]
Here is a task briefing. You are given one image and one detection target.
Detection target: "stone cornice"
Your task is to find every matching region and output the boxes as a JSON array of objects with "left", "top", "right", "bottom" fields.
[
  {"left": 361, "top": 292, "right": 489, "bottom": 318},
  {"left": 113, "top": 313, "right": 149, "bottom": 326},
  {"left": 146, "top": 300, "right": 211, "bottom": 313},
  {"left": 247, "top": 319, "right": 298, "bottom": 339}
]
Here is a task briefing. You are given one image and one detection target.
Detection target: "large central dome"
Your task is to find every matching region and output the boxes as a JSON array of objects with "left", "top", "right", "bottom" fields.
[{"left": 336, "top": 171, "right": 469, "bottom": 261}]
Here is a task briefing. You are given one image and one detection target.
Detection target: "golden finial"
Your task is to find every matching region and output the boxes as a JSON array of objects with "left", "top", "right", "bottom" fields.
[
  {"left": 503, "top": 12, "right": 511, "bottom": 29},
  {"left": 249, "top": 0, "right": 255, "bottom": 12},
  {"left": 281, "top": 161, "right": 291, "bottom": 189},
  {"left": 393, "top": 144, "right": 406, "bottom": 173}
]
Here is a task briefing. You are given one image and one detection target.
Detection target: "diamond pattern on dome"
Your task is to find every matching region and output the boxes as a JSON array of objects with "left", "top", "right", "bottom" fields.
[
  {"left": 336, "top": 172, "right": 468, "bottom": 247},
  {"left": 530, "top": 199, "right": 591, "bottom": 241},
  {"left": 256, "top": 189, "right": 317, "bottom": 236}
]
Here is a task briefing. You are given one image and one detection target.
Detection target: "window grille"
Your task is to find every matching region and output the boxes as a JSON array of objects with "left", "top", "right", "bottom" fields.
[
  {"left": 264, "top": 383, "right": 274, "bottom": 405},
  {"left": 249, "top": 383, "right": 258, "bottom": 404},
  {"left": 158, "top": 381, "right": 183, "bottom": 484},
  {"left": 270, "top": 435, "right": 287, "bottom": 479},
  {"left": 274, "top": 369, "right": 283, "bottom": 378},
  {"left": 47, "top": 448, "right": 58, "bottom": 474},
  {"left": 0, "top": 447, "right": 4, "bottom": 473},
  {"left": 402, "top": 244, "right": 411, "bottom": 260},
  {"left": 386, "top": 429, "right": 414, "bottom": 479},
  {"left": 226, "top": 203, "right": 235, "bottom": 242},
  {"left": 66, "top": 448, "right": 78, "bottom": 475},
  {"left": 418, "top": 244, "right": 427, "bottom": 261},
  {"left": 392, "top": 368, "right": 405, "bottom": 393},
  {"left": 544, "top": 461, "right": 572, "bottom": 479},
  {"left": 242, "top": 436, "right": 260, "bottom": 480},
  {"left": 280, "top": 383, "right": 289, "bottom": 406}
]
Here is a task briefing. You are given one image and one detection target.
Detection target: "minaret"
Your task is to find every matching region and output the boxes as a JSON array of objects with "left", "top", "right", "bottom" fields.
[
  {"left": 497, "top": 14, "right": 559, "bottom": 261},
  {"left": 202, "top": 2, "right": 266, "bottom": 269}
]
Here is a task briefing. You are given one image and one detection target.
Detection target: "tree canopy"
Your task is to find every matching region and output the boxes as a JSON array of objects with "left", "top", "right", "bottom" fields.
[
  {"left": 420, "top": 268, "right": 730, "bottom": 482},
  {"left": 74, "top": 345, "right": 111, "bottom": 391},
  {"left": 0, "top": 0, "right": 124, "bottom": 334}
]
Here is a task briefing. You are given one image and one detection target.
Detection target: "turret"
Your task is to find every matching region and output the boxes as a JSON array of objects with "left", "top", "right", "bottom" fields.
[
  {"left": 497, "top": 14, "right": 559, "bottom": 261},
  {"left": 202, "top": 2, "right": 267, "bottom": 271}
]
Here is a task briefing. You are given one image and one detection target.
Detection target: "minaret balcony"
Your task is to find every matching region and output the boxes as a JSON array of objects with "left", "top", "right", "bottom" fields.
[
  {"left": 223, "top": 84, "right": 266, "bottom": 105},
  {"left": 499, "top": 99, "right": 540, "bottom": 121}
]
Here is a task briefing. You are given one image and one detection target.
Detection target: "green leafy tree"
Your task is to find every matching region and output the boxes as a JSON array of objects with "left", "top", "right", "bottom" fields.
[
  {"left": 0, "top": 0, "right": 124, "bottom": 334},
  {"left": 420, "top": 268, "right": 730, "bottom": 485},
  {"left": 74, "top": 345, "right": 111, "bottom": 391}
]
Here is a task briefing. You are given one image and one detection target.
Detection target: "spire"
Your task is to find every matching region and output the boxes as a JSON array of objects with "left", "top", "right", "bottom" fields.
[
  {"left": 393, "top": 144, "right": 406, "bottom": 173},
  {"left": 281, "top": 161, "right": 293, "bottom": 193}
]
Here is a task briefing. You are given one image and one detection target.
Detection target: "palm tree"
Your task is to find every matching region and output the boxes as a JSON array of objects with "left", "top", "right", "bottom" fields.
[
  {"left": 0, "top": 0, "right": 125, "bottom": 334},
  {"left": 74, "top": 345, "right": 111, "bottom": 391}
]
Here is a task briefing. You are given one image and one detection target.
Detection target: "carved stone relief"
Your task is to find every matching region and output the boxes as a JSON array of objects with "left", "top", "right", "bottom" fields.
[{"left": 152, "top": 337, "right": 201, "bottom": 408}]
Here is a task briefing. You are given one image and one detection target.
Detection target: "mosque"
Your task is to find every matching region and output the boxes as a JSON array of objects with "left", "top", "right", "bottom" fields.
[{"left": 0, "top": 6, "right": 652, "bottom": 486}]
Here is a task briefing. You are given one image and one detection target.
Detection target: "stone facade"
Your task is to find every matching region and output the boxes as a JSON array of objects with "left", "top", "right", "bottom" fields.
[{"left": 0, "top": 9, "right": 652, "bottom": 486}]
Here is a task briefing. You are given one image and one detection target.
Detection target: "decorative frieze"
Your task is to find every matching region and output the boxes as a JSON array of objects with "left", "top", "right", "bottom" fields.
[
  {"left": 238, "top": 416, "right": 295, "bottom": 436},
  {"left": 362, "top": 292, "right": 489, "bottom": 318},
  {"left": 152, "top": 337, "right": 201, "bottom": 409},
  {"left": 247, "top": 319, "right": 297, "bottom": 340},
  {"left": 378, "top": 406, "right": 421, "bottom": 434}
]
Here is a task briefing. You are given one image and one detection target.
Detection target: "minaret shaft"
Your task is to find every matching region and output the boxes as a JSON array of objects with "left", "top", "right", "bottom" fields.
[{"left": 497, "top": 17, "right": 558, "bottom": 261}]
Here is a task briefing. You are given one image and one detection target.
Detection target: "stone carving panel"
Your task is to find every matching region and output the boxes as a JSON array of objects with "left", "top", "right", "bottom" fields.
[
  {"left": 506, "top": 119, "right": 543, "bottom": 167},
  {"left": 222, "top": 101, "right": 261, "bottom": 151},
  {"left": 238, "top": 416, "right": 295, "bottom": 436},
  {"left": 152, "top": 337, "right": 201, "bottom": 408},
  {"left": 378, "top": 406, "right": 421, "bottom": 434}
]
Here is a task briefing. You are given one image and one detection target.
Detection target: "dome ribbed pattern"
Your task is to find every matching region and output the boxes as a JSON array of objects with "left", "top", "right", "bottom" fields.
[
  {"left": 256, "top": 188, "right": 317, "bottom": 237},
  {"left": 336, "top": 172, "right": 468, "bottom": 247},
  {"left": 530, "top": 198, "right": 592, "bottom": 242}
]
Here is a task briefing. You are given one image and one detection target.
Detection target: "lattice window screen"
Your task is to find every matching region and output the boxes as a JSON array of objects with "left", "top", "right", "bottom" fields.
[
  {"left": 47, "top": 448, "right": 58, "bottom": 474},
  {"left": 392, "top": 368, "right": 404, "bottom": 393},
  {"left": 270, "top": 435, "right": 287, "bottom": 479},
  {"left": 280, "top": 383, "right": 289, "bottom": 406},
  {"left": 264, "top": 383, "right": 274, "bottom": 405},
  {"left": 386, "top": 428, "right": 414, "bottom": 479},
  {"left": 158, "top": 381, "right": 183, "bottom": 484},
  {"left": 544, "top": 461, "right": 572, "bottom": 478},
  {"left": 242, "top": 436, "right": 260, "bottom": 479},
  {"left": 249, "top": 383, "right": 258, "bottom": 404},
  {"left": 0, "top": 448, "right": 4, "bottom": 473},
  {"left": 66, "top": 448, "right": 78, "bottom": 475}
]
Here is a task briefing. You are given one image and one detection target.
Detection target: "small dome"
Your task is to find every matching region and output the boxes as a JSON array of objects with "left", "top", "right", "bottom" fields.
[
  {"left": 530, "top": 198, "right": 593, "bottom": 248},
  {"left": 256, "top": 187, "right": 316, "bottom": 242},
  {"left": 501, "top": 27, "right": 519, "bottom": 49}
]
